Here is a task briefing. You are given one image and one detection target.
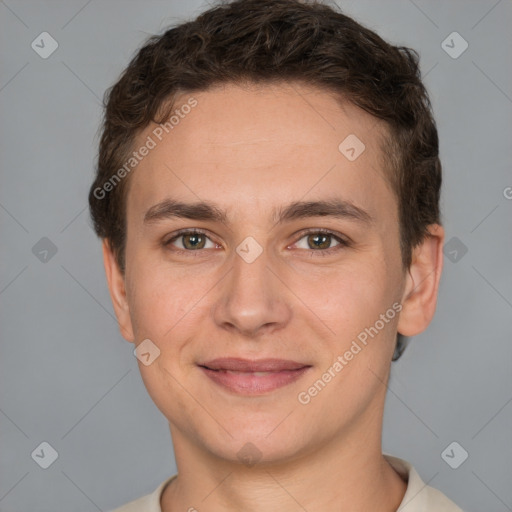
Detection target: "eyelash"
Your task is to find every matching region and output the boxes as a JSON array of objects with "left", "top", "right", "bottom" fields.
[{"left": 163, "top": 228, "right": 351, "bottom": 257}]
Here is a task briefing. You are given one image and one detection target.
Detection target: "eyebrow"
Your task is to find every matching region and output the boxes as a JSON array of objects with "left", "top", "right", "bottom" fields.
[{"left": 143, "top": 198, "right": 373, "bottom": 227}]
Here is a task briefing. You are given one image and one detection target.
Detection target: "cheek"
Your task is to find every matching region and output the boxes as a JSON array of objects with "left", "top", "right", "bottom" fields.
[
  {"left": 126, "top": 256, "right": 215, "bottom": 351},
  {"left": 296, "top": 258, "right": 391, "bottom": 338},
  {"left": 314, "top": 263, "right": 400, "bottom": 383}
]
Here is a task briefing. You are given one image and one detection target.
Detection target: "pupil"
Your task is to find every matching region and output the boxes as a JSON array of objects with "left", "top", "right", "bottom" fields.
[
  {"left": 310, "top": 234, "right": 329, "bottom": 249},
  {"left": 185, "top": 234, "right": 204, "bottom": 249}
]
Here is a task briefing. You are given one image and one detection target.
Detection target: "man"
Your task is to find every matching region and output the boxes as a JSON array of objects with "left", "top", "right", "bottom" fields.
[{"left": 89, "top": 0, "right": 463, "bottom": 510}]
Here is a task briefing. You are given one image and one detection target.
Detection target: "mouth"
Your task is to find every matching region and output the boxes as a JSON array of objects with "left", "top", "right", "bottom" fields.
[{"left": 198, "top": 358, "right": 312, "bottom": 395}]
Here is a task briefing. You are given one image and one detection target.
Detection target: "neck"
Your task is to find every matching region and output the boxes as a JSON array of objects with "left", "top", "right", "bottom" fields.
[{"left": 161, "top": 413, "right": 406, "bottom": 511}]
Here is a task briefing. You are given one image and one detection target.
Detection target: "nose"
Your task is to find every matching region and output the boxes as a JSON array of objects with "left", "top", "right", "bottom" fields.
[{"left": 211, "top": 242, "right": 292, "bottom": 339}]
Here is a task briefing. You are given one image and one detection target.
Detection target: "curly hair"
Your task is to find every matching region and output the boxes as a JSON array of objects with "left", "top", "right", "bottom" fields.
[{"left": 88, "top": 0, "right": 442, "bottom": 360}]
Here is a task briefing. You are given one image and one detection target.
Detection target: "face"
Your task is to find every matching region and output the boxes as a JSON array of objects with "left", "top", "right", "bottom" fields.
[{"left": 105, "top": 82, "right": 438, "bottom": 465}]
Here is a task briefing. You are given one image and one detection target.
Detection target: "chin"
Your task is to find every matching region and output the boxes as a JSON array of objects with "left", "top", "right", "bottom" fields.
[{"left": 194, "top": 415, "right": 313, "bottom": 467}]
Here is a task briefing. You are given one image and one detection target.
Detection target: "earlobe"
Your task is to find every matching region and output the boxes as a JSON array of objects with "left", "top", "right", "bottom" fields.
[
  {"left": 397, "top": 224, "right": 445, "bottom": 337},
  {"left": 102, "top": 240, "right": 135, "bottom": 343}
]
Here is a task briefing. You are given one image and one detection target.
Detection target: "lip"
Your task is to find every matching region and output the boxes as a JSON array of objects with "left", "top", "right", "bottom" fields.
[{"left": 198, "top": 358, "right": 312, "bottom": 395}]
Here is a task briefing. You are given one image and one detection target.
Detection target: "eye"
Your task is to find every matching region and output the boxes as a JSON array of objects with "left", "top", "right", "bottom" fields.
[
  {"left": 292, "top": 229, "right": 350, "bottom": 255},
  {"left": 163, "top": 228, "right": 350, "bottom": 256},
  {"left": 164, "top": 229, "right": 217, "bottom": 252}
]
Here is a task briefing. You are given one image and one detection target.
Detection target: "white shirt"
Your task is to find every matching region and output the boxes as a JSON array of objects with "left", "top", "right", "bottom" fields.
[{"left": 109, "top": 454, "right": 464, "bottom": 511}]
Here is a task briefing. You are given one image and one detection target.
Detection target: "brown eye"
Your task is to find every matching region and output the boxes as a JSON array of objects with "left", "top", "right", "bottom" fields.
[
  {"left": 293, "top": 229, "right": 350, "bottom": 256},
  {"left": 307, "top": 233, "right": 332, "bottom": 250},
  {"left": 164, "top": 230, "right": 216, "bottom": 251},
  {"left": 182, "top": 233, "right": 206, "bottom": 250}
]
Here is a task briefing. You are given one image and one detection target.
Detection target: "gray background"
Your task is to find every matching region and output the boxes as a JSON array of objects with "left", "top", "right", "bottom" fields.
[{"left": 1, "top": 0, "right": 511, "bottom": 511}]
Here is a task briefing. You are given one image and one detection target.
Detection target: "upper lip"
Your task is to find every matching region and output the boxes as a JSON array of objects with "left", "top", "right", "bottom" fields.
[{"left": 199, "top": 358, "right": 310, "bottom": 372}]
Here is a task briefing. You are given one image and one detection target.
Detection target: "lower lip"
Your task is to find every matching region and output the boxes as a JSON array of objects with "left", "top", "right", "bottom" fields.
[{"left": 200, "top": 366, "right": 311, "bottom": 395}]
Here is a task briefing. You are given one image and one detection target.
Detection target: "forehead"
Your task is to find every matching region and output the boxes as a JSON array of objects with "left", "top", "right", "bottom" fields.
[{"left": 126, "top": 82, "right": 394, "bottom": 224}]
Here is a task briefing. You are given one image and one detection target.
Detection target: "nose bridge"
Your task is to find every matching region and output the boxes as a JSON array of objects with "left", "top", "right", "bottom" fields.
[{"left": 212, "top": 238, "right": 291, "bottom": 336}]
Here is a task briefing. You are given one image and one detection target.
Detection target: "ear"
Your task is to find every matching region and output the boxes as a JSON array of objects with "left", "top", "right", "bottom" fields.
[
  {"left": 397, "top": 224, "right": 444, "bottom": 337},
  {"left": 102, "top": 239, "right": 135, "bottom": 343}
]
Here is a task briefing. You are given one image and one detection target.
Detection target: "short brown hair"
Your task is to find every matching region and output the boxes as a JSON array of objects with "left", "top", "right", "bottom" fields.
[{"left": 88, "top": 0, "right": 441, "bottom": 358}]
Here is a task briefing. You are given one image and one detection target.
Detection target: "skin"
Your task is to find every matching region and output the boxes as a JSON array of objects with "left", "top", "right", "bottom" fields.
[{"left": 103, "top": 82, "right": 444, "bottom": 511}]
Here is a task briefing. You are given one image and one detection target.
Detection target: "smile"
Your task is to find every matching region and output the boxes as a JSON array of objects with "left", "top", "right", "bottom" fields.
[{"left": 198, "top": 358, "right": 312, "bottom": 395}]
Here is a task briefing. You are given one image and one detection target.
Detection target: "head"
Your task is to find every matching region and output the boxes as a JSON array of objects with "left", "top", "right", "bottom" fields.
[{"left": 89, "top": 0, "right": 443, "bottom": 465}]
